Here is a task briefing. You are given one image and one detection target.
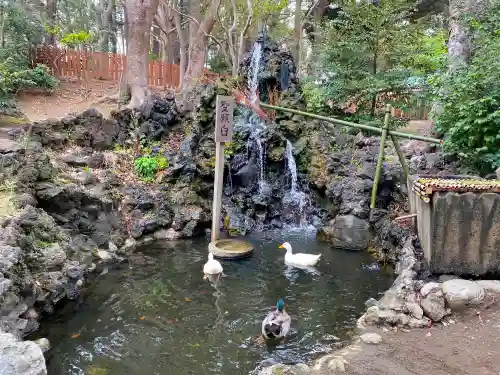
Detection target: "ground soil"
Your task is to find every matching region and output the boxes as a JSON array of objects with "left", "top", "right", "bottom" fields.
[
  {"left": 15, "top": 78, "right": 168, "bottom": 121},
  {"left": 327, "top": 295, "right": 500, "bottom": 375}
]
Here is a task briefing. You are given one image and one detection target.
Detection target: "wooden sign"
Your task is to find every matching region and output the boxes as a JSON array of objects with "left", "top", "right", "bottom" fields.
[{"left": 215, "top": 95, "right": 234, "bottom": 143}]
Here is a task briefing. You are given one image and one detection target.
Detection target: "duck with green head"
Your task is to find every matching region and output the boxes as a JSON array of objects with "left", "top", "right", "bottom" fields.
[{"left": 261, "top": 298, "right": 291, "bottom": 340}]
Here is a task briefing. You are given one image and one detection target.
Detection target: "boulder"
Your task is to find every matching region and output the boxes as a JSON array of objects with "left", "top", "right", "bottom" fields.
[
  {"left": 442, "top": 279, "right": 485, "bottom": 309},
  {"left": 475, "top": 280, "right": 500, "bottom": 294},
  {"left": 0, "top": 331, "right": 47, "bottom": 375},
  {"left": 317, "top": 215, "right": 372, "bottom": 250},
  {"left": 360, "top": 332, "right": 382, "bottom": 344},
  {"left": 153, "top": 228, "right": 182, "bottom": 241},
  {"left": 419, "top": 282, "right": 448, "bottom": 322}
]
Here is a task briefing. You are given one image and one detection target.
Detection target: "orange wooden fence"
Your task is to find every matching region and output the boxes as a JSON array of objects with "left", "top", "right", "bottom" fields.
[{"left": 31, "top": 46, "right": 182, "bottom": 88}]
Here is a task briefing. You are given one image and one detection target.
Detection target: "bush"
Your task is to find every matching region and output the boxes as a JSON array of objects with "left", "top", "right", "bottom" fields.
[
  {"left": 135, "top": 155, "right": 169, "bottom": 181},
  {"left": 431, "top": 5, "right": 500, "bottom": 173},
  {"left": 0, "top": 59, "right": 58, "bottom": 100}
]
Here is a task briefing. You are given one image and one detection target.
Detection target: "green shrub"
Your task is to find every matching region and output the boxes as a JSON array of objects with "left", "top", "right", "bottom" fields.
[
  {"left": 0, "top": 59, "right": 58, "bottom": 101},
  {"left": 134, "top": 155, "right": 169, "bottom": 181}
]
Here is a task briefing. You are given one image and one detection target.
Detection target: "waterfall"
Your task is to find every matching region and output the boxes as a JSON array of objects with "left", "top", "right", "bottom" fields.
[
  {"left": 256, "top": 138, "right": 267, "bottom": 192},
  {"left": 285, "top": 140, "right": 309, "bottom": 227},
  {"left": 285, "top": 140, "right": 298, "bottom": 194},
  {"left": 248, "top": 43, "right": 262, "bottom": 104}
]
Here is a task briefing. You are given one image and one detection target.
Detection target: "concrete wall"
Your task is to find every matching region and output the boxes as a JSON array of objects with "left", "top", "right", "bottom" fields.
[{"left": 408, "top": 175, "right": 500, "bottom": 276}]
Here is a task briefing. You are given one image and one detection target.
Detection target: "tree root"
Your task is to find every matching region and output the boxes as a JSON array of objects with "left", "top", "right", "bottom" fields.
[{"left": 93, "top": 92, "right": 120, "bottom": 105}]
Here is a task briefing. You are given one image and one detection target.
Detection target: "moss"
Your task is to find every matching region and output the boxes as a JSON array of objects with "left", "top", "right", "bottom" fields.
[
  {"left": 228, "top": 228, "right": 242, "bottom": 237},
  {"left": 0, "top": 115, "right": 30, "bottom": 127},
  {"left": 268, "top": 146, "right": 285, "bottom": 162},
  {"left": 86, "top": 365, "right": 109, "bottom": 375},
  {"left": 35, "top": 240, "right": 52, "bottom": 248}
]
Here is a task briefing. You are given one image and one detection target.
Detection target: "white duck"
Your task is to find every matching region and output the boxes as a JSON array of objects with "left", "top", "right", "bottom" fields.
[
  {"left": 279, "top": 242, "right": 321, "bottom": 267},
  {"left": 203, "top": 252, "right": 223, "bottom": 280}
]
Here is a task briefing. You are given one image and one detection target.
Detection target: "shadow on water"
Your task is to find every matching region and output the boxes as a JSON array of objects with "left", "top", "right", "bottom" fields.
[{"left": 37, "top": 230, "right": 394, "bottom": 375}]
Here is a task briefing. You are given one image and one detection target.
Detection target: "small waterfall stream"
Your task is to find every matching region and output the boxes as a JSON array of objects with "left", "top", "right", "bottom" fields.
[
  {"left": 285, "top": 140, "right": 309, "bottom": 227},
  {"left": 248, "top": 42, "right": 262, "bottom": 104}
]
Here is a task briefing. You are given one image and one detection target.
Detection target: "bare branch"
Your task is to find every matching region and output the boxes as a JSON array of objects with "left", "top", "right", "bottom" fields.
[
  {"left": 227, "top": 0, "right": 238, "bottom": 75},
  {"left": 163, "top": 0, "right": 226, "bottom": 52}
]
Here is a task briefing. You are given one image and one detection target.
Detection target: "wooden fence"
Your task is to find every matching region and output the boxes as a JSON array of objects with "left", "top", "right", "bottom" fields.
[
  {"left": 31, "top": 46, "right": 182, "bottom": 89},
  {"left": 31, "top": 47, "right": 429, "bottom": 120}
]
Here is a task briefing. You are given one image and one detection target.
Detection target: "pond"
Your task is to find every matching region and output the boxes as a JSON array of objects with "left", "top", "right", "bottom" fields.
[{"left": 38, "top": 230, "right": 394, "bottom": 375}]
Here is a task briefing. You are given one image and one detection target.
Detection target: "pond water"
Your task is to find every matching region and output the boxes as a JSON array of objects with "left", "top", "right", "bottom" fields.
[{"left": 39, "top": 230, "right": 394, "bottom": 375}]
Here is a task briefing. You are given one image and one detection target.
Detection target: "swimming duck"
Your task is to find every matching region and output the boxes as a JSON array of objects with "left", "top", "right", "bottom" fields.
[
  {"left": 262, "top": 298, "right": 291, "bottom": 340},
  {"left": 203, "top": 252, "right": 223, "bottom": 279},
  {"left": 279, "top": 242, "right": 321, "bottom": 267}
]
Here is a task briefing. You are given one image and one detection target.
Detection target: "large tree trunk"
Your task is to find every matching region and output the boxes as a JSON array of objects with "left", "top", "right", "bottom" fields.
[
  {"left": 173, "top": 4, "right": 188, "bottom": 89},
  {"left": 448, "top": 0, "right": 493, "bottom": 72},
  {"left": 44, "top": 0, "right": 58, "bottom": 46},
  {"left": 180, "top": 0, "right": 221, "bottom": 97},
  {"left": 448, "top": 0, "right": 470, "bottom": 72},
  {"left": 123, "top": 0, "right": 159, "bottom": 109}
]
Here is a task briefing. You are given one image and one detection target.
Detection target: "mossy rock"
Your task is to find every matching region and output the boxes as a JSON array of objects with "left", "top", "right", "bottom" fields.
[
  {"left": 0, "top": 114, "right": 30, "bottom": 128},
  {"left": 268, "top": 146, "right": 285, "bottom": 162}
]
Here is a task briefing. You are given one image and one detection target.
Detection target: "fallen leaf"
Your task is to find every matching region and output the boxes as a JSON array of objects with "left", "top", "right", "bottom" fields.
[
  {"left": 71, "top": 333, "right": 81, "bottom": 339},
  {"left": 139, "top": 316, "right": 146, "bottom": 320},
  {"left": 184, "top": 297, "right": 192, "bottom": 302}
]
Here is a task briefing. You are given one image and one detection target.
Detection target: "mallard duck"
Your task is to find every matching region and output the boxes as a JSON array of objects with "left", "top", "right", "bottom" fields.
[
  {"left": 262, "top": 298, "right": 291, "bottom": 340},
  {"left": 279, "top": 242, "right": 321, "bottom": 267},
  {"left": 203, "top": 252, "right": 223, "bottom": 280}
]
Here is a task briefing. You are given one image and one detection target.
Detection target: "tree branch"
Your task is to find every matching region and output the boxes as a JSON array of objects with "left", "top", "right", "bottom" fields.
[{"left": 164, "top": 0, "right": 226, "bottom": 53}]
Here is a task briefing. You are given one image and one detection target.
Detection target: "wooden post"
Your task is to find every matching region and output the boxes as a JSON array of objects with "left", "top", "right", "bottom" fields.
[
  {"left": 370, "top": 104, "right": 391, "bottom": 209},
  {"left": 211, "top": 95, "right": 234, "bottom": 243}
]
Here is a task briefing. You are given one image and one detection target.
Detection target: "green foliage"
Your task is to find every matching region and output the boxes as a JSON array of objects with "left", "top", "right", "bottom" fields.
[
  {"left": 207, "top": 54, "right": 230, "bottom": 74},
  {"left": 431, "top": 3, "right": 500, "bottom": 173},
  {"left": 134, "top": 155, "right": 169, "bottom": 181},
  {"left": 0, "top": 60, "right": 58, "bottom": 100},
  {"left": 148, "top": 51, "right": 160, "bottom": 61},
  {"left": 304, "top": 0, "right": 444, "bottom": 118},
  {"left": 0, "top": 1, "right": 58, "bottom": 102},
  {"left": 253, "top": 0, "right": 288, "bottom": 18},
  {"left": 224, "top": 142, "right": 235, "bottom": 158},
  {"left": 60, "top": 31, "right": 94, "bottom": 48}
]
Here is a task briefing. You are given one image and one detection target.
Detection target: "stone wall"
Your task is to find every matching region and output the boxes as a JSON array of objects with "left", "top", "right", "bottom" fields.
[{"left": 408, "top": 175, "right": 500, "bottom": 276}]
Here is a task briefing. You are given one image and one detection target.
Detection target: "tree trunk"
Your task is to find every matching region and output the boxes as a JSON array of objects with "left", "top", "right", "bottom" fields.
[
  {"left": 180, "top": 0, "right": 221, "bottom": 96},
  {"left": 448, "top": 0, "right": 470, "bottom": 72},
  {"left": 173, "top": 3, "right": 188, "bottom": 88},
  {"left": 0, "top": 3, "right": 5, "bottom": 49},
  {"left": 448, "top": 0, "right": 493, "bottom": 72},
  {"left": 123, "top": 0, "right": 159, "bottom": 108},
  {"left": 292, "top": 0, "right": 302, "bottom": 68},
  {"left": 44, "top": 0, "right": 58, "bottom": 46}
]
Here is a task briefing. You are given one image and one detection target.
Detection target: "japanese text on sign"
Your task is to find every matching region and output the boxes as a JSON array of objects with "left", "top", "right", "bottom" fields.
[{"left": 215, "top": 95, "right": 234, "bottom": 142}]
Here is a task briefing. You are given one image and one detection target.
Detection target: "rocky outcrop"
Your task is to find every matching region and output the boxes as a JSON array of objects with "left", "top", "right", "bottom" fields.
[
  {"left": 0, "top": 206, "right": 87, "bottom": 338},
  {"left": 0, "top": 331, "right": 46, "bottom": 375}
]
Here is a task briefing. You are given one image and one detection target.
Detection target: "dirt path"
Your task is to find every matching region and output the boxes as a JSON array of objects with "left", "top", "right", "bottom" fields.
[
  {"left": 15, "top": 79, "right": 121, "bottom": 121},
  {"left": 320, "top": 301, "right": 500, "bottom": 375}
]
